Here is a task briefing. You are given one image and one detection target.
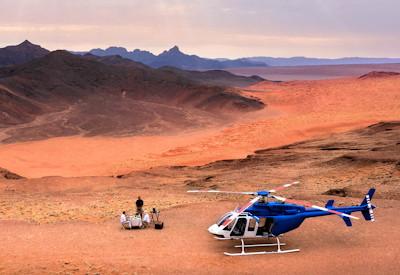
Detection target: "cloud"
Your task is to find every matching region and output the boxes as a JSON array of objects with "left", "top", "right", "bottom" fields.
[
  {"left": 0, "top": 25, "right": 96, "bottom": 33},
  {"left": 0, "top": 0, "right": 399, "bottom": 57}
]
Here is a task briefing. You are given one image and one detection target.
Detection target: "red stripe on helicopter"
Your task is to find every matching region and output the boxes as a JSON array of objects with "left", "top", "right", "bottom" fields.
[
  {"left": 221, "top": 197, "right": 260, "bottom": 227},
  {"left": 270, "top": 181, "right": 299, "bottom": 193},
  {"left": 284, "top": 198, "right": 346, "bottom": 216}
]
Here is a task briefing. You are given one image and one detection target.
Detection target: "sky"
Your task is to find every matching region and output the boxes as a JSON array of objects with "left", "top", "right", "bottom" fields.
[{"left": 0, "top": 0, "right": 399, "bottom": 58}]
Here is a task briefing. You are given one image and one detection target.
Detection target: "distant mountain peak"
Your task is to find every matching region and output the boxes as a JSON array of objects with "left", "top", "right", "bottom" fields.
[
  {"left": 0, "top": 40, "right": 50, "bottom": 67},
  {"left": 20, "top": 39, "right": 33, "bottom": 45},
  {"left": 16, "top": 40, "right": 45, "bottom": 49},
  {"left": 170, "top": 45, "right": 180, "bottom": 52},
  {"left": 161, "top": 45, "right": 183, "bottom": 56},
  {"left": 106, "top": 46, "right": 128, "bottom": 52},
  {"left": 100, "top": 46, "right": 128, "bottom": 56}
]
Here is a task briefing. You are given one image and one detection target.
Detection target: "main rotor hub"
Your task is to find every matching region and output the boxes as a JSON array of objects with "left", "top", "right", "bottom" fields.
[{"left": 256, "top": 190, "right": 270, "bottom": 197}]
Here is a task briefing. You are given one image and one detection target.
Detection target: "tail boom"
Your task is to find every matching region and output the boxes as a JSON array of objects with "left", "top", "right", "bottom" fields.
[{"left": 302, "top": 188, "right": 376, "bottom": 225}]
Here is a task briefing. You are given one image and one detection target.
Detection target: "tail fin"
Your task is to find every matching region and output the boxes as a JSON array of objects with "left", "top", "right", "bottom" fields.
[
  {"left": 325, "top": 199, "right": 334, "bottom": 208},
  {"left": 360, "top": 188, "right": 376, "bottom": 222}
]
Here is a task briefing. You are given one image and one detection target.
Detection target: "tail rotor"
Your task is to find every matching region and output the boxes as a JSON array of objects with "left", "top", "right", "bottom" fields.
[{"left": 360, "top": 188, "right": 376, "bottom": 222}]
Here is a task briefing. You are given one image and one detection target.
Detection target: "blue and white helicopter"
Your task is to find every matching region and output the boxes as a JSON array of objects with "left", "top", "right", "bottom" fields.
[{"left": 188, "top": 181, "right": 376, "bottom": 256}]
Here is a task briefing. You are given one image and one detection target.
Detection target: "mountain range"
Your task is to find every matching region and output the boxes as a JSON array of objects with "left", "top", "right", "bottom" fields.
[
  {"left": 80, "top": 45, "right": 400, "bottom": 69},
  {"left": 2, "top": 41, "right": 400, "bottom": 70},
  {"left": 0, "top": 40, "right": 265, "bottom": 86},
  {"left": 81, "top": 45, "right": 266, "bottom": 70}
]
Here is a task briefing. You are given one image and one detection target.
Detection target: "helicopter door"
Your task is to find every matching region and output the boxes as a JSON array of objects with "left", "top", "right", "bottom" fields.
[
  {"left": 256, "top": 217, "right": 274, "bottom": 236},
  {"left": 230, "top": 218, "right": 247, "bottom": 237},
  {"left": 243, "top": 217, "right": 258, "bottom": 238}
]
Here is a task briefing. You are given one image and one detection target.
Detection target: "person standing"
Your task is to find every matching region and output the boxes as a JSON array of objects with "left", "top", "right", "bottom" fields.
[{"left": 136, "top": 196, "right": 144, "bottom": 216}]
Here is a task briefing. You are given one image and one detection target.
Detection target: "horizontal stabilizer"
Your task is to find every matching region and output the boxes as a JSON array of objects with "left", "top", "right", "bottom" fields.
[
  {"left": 342, "top": 216, "right": 352, "bottom": 227},
  {"left": 325, "top": 200, "right": 334, "bottom": 208}
]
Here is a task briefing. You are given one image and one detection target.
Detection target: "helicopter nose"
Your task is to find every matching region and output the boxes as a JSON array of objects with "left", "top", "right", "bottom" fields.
[{"left": 208, "top": 224, "right": 219, "bottom": 234}]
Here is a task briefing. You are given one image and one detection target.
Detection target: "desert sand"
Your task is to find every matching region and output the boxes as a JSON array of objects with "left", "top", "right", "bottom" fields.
[
  {"left": 1, "top": 73, "right": 400, "bottom": 178},
  {"left": 1, "top": 73, "right": 400, "bottom": 274},
  {"left": 1, "top": 200, "right": 399, "bottom": 274}
]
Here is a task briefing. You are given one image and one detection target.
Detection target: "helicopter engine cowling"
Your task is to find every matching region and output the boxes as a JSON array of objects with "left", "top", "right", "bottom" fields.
[{"left": 270, "top": 215, "right": 306, "bottom": 236}]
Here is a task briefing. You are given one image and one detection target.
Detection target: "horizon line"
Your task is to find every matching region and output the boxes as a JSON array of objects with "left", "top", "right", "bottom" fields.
[{"left": 2, "top": 39, "right": 400, "bottom": 60}]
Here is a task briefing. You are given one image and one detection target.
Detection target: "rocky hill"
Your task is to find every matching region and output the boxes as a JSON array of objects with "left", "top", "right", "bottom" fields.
[
  {"left": 0, "top": 50, "right": 263, "bottom": 143},
  {"left": 0, "top": 40, "right": 49, "bottom": 67}
]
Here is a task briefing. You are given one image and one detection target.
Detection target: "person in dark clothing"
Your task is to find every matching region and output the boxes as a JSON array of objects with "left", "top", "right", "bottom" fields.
[{"left": 136, "top": 196, "right": 144, "bottom": 216}]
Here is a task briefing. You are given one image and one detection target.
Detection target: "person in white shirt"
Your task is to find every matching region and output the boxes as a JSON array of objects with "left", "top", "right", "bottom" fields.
[
  {"left": 120, "top": 211, "right": 131, "bottom": 229},
  {"left": 142, "top": 212, "right": 151, "bottom": 227}
]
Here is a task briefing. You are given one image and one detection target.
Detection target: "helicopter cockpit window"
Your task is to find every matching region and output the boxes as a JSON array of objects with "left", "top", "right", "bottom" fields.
[
  {"left": 224, "top": 220, "right": 234, "bottom": 231},
  {"left": 231, "top": 218, "right": 247, "bottom": 236},
  {"left": 216, "top": 213, "right": 232, "bottom": 226}
]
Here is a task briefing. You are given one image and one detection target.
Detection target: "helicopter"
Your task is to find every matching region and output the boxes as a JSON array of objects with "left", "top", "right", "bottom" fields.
[{"left": 188, "top": 181, "right": 376, "bottom": 256}]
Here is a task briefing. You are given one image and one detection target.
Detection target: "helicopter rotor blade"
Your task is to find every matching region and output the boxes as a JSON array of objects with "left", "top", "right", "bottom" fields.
[
  {"left": 187, "top": 180, "right": 299, "bottom": 197},
  {"left": 271, "top": 194, "right": 360, "bottom": 220},
  {"left": 268, "top": 181, "right": 299, "bottom": 193},
  {"left": 219, "top": 196, "right": 262, "bottom": 230},
  {"left": 187, "top": 190, "right": 257, "bottom": 195}
]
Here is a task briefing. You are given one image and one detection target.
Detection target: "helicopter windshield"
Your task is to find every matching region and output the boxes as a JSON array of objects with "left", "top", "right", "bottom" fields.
[{"left": 216, "top": 212, "right": 233, "bottom": 226}]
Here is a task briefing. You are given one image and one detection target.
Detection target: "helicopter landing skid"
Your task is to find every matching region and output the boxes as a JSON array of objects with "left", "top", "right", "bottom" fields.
[{"left": 224, "top": 237, "right": 300, "bottom": 256}]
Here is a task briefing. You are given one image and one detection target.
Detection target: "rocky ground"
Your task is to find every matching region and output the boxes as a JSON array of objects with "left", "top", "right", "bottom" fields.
[{"left": 1, "top": 121, "right": 399, "bottom": 274}]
